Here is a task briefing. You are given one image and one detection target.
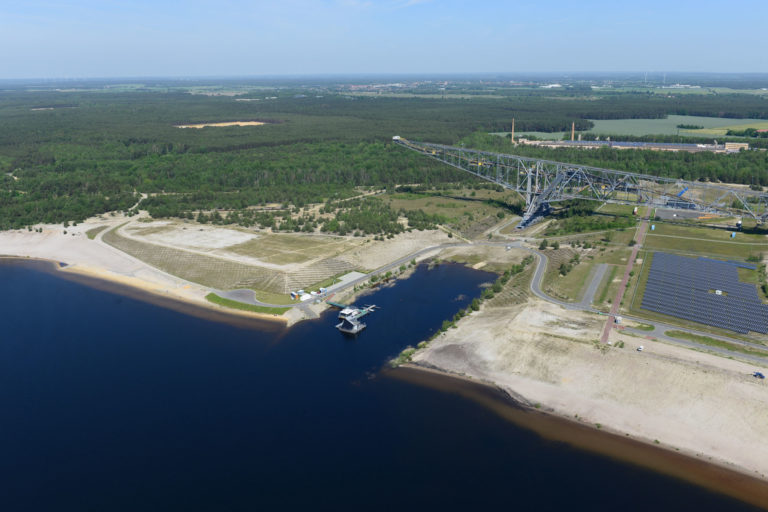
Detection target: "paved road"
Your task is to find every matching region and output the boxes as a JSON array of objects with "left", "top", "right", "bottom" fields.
[
  {"left": 579, "top": 263, "right": 608, "bottom": 310},
  {"left": 623, "top": 326, "right": 768, "bottom": 365},
  {"left": 525, "top": 248, "right": 599, "bottom": 312}
]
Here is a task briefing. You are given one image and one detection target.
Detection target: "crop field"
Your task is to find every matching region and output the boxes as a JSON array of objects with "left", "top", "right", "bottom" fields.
[
  {"left": 643, "top": 222, "right": 768, "bottom": 259},
  {"left": 687, "top": 121, "right": 768, "bottom": 136},
  {"left": 513, "top": 115, "right": 758, "bottom": 139},
  {"left": 588, "top": 115, "right": 746, "bottom": 137}
]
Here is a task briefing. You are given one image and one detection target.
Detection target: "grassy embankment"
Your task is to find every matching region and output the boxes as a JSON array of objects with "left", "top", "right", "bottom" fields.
[
  {"left": 205, "top": 293, "right": 290, "bottom": 316},
  {"left": 86, "top": 225, "right": 108, "bottom": 240},
  {"left": 665, "top": 330, "right": 768, "bottom": 358}
]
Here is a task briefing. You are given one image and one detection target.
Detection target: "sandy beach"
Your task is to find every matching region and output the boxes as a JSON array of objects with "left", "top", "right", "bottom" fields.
[
  {"left": 412, "top": 296, "right": 768, "bottom": 491},
  {"left": 0, "top": 220, "right": 289, "bottom": 326}
]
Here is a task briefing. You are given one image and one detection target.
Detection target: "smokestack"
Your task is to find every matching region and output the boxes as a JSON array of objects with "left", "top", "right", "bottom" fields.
[
  {"left": 571, "top": 122, "right": 575, "bottom": 141},
  {"left": 510, "top": 118, "right": 515, "bottom": 143}
]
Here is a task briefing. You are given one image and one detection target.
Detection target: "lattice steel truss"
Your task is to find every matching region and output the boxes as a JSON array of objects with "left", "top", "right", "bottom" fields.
[{"left": 393, "top": 137, "right": 768, "bottom": 228}]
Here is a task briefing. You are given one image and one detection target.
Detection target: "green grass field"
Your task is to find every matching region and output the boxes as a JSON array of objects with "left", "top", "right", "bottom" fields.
[
  {"left": 594, "top": 264, "right": 620, "bottom": 311},
  {"left": 541, "top": 248, "right": 593, "bottom": 302},
  {"left": 643, "top": 222, "right": 768, "bottom": 259},
  {"left": 588, "top": 115, "right": 748, "bottom": 137},
  {"left": 513, "top": 114, "right": 765, "bottom": 139},
  {"left": 688, "top": 120, "right": 768, "bottom": 136},
  {"left": 205, "top": 293, "right": 290, "bottom": 315}
]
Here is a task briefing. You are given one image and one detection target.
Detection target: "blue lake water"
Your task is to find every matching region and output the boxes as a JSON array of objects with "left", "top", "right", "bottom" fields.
[{"left": 0, "top": 260, "right": 763, "bottom": 511}]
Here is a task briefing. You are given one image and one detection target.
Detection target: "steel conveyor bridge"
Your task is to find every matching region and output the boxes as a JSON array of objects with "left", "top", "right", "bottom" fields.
[{"left": 393, "top": 136, "right": 768, "bottom": 229}]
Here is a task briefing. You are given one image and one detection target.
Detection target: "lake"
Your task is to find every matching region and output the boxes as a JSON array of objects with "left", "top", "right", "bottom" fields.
[{"left": 0, "top": 260, "right": 763, "bottom": 511}]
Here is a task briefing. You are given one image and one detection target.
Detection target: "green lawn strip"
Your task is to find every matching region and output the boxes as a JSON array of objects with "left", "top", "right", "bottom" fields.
[
  {"left": 205, "top": 293, "right": 290, "bottom": 315},
  {"left": 632, "top": 322, "right": 655, "bottom": 331},
  {"left": 86, "top": 225, "right": 108, "bottom": 240},
  {"left": 664, "top": 330, "right": 768, "bottom": 358},
  {"left": 306, "top": 270, "right": 358, "bottom": 293},
  {"left": 596, "top": 265, "right": 618, "bottom": 305}
]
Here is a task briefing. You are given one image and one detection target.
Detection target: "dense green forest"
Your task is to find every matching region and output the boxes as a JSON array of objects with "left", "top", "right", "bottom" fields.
[{"left": 1, "top": 81, "right": 767, "bottom": 229}]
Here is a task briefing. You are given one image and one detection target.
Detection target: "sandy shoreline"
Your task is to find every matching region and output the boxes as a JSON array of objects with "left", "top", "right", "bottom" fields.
[
  {"left": 411, "top": 294, "right": 768, "bottom": 509},
  {"left": 5, "top": 222, "right": 768, "bottom": 507},
  {"left": 0, "top": 219, "right": 294, "bottom": 326},
  {"left": 389, "top": 364, "right": 768, "bottom": 510},
  {"left": 1, "top": 256, "right": 290, "bottom": 329}
]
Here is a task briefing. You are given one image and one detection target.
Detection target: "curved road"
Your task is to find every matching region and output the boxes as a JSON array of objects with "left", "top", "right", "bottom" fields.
[
  {"left": 525, "top": 246, "right": 768, "bottom": 364},
  {"left": 217, "top": 234, "right": 768, "bottom": 365}
]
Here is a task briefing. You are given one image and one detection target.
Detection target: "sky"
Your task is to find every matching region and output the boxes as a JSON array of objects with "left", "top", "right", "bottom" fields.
[{"left": 1, "top": 0, "right": 766, "bottom": 79}]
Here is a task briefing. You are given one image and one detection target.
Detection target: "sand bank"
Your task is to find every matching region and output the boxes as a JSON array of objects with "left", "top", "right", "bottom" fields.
[{"left": 412, "top": 298, "right": 768, "bottom": 502}]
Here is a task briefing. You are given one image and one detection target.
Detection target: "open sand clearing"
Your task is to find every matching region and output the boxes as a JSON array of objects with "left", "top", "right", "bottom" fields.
[
  {"left": 126, "top": 222, "right": 257, "bottom": 250},
  {"left": 414, "top": 298, "right": 768, "bottom": 480},
  {"left": 174, "top": 121, "right": 265, "bottom": 128}
]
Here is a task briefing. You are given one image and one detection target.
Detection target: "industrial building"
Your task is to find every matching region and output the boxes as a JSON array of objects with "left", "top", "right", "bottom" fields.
[{"left": 518, "top": 139, "right": 749, "bottom": 154}]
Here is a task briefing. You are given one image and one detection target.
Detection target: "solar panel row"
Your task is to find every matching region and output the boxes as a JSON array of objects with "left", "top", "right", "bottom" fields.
[{"left": 640, "top": 252, "right": 768, "bottom": 334}]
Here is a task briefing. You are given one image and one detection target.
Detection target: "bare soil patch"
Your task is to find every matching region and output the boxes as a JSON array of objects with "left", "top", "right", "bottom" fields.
[{"left": 175, "top": 121, "right": 266, "bottom": 128}]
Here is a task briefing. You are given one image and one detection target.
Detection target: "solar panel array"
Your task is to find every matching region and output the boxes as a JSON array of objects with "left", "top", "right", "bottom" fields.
[{"left": 641, "top": 252, "right": 768, "bottom": 334}]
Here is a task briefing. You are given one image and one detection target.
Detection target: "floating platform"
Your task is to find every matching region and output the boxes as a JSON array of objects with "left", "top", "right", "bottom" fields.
[
  {"left": 328, "top": 302, "right": 378, "bottom": 334},
  {"left": 336, "top": 317, "right": 367, "bottom": 334}
]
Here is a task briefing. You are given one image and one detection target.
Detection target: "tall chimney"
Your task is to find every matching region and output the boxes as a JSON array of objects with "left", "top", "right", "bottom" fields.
[
  {"left": 571, "top": 122, "right": 575, "bottom": 141},
  {"left": 510, "top": 118, "right": 515, "bottom": 143}
]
